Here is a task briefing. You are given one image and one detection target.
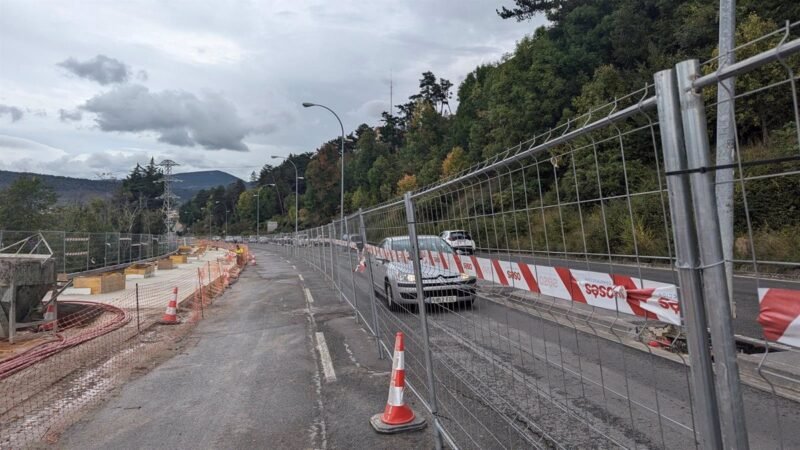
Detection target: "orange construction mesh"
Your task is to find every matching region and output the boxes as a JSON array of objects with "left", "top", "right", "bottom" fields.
[{"left": 0, "top": 247, "right": 243, "bottom": 447}]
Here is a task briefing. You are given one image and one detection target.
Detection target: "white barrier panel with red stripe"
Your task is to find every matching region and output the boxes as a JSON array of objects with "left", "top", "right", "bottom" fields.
[
  {"left": 322, "top": 239, "right": 800, "bottom": 339},
  {"left": 758, "top": 288, "right": 800, "bottom": 348},
  {"left": 360, "top": 243, "right": 682, "bottom": 325}
]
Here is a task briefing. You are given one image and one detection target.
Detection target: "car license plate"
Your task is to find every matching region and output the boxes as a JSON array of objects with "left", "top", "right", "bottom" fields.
[{"left": 430, "top": 296, "right": 457, "bottom": 304}]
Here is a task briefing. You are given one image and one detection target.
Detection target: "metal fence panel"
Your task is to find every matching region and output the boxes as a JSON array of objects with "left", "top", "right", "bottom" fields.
[{"left": 262, "top": 22, "right": 800, "bottom": 450}]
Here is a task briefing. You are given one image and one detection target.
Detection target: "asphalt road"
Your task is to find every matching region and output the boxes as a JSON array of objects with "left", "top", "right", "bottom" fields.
[
  {"left": 60, "top": 249, "right": 431, "bottom": 449},
  {"left": 280, "top": 243, "right": 800, "bottom": 449}
]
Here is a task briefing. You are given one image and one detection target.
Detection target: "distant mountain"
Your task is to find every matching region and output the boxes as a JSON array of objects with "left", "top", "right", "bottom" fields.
[
  {"left": 172, "top": 170, "right": 245, "bottom": 202},
  {"left": 0, "top": 169, "right": 245, "bottom": 205},
  {"left": 0, "top": 170, "right": 118, "bottom": 204}
]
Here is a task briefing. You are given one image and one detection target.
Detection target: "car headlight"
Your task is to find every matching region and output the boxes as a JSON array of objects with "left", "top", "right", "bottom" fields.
[
  {"left": 460, "top": 273, "right": 471, "bottom": 280},
  {"left": 404, "top": 273, "right": 416, "bottom": 282}
]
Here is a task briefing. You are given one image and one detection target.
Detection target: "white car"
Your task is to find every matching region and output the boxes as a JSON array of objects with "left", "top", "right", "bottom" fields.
[
  {"left": 440, "top": 230, "right": 476, "bottom": 255},
  {"left": 371, "top": 235, "right": 476, "bottom": 309}
]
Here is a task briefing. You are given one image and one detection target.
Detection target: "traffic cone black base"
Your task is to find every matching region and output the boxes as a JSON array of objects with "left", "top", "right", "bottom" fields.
[{"left": 369, "top": 413, "right": 426, "bottom": 434}]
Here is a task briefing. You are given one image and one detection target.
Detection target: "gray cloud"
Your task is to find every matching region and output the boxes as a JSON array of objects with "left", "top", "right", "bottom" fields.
[
  {"left": 59, "top": 108, "right": 83, "bottom": 121},
  {"left": 0, "top": 105, "right": 24, "bottom": 122},
  {"left": 57, "top": 54, "right": 131, "bottom": 85},
  {"left": 81, "top": 84, "right": 255, "bottom": 151}
]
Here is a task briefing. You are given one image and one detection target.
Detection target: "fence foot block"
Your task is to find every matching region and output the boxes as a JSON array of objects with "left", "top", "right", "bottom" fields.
[{"left": 369, "top": 414, "right": 426, "bottom": 434}]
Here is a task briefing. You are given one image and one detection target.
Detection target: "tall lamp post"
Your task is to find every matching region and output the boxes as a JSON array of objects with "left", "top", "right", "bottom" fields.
[
  {"left": 270, "top": 156, "right": 304, "bottom": 240},
  {"left": 302, "top": 102, "right": 345, "bottom": 226},
  {"left": 214, "top": 201, "right": 228, "bottom": 236},
  {"left": 254, "top": 185, "right": 264, "bottom": 239},
  {"left": 255, "top": 183, "right": 278, "bottom": 238}
]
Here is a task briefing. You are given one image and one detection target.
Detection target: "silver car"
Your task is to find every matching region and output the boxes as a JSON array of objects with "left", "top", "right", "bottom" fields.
[{"left": 371, "top": 235, "right": 476, "bottom": 309}]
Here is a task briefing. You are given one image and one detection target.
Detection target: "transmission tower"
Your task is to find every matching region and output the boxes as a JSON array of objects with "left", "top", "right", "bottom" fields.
[{"left": 157, "top": 159, "right": 181, "bottom": 233}]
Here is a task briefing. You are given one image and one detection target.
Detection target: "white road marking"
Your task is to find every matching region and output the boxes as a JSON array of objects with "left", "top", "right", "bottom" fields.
[
  {"left": 299, "top": 274, "right": 304, "bottom": 282},
  {"left": 293, "top": 265, "right": 297, "bottom": 270},
  {"left": 315, "top": 332, "right": 337, "bottom": 382},
  {"left": 304, "top": 288, "right": 314, "bottom": 304}
]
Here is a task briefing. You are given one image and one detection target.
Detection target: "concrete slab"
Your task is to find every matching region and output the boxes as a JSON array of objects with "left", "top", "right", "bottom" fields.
[{"left": 59, "top": 250, "right": 233, "bottom": 311}]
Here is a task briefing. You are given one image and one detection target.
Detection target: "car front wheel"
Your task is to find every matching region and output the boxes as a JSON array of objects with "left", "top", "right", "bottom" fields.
[{"left": 385, "top": 282, "right": 395, "bottom": 311}]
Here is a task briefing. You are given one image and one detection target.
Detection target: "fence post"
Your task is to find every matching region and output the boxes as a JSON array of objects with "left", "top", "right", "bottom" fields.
[
  {"left": 328, "top": 224, "right": 335, "bottom": 283},
  {"left": 135, "top": 283, "right": 141, "bottom": 333},
  {"left": 675, "top": 59, "right": 749, "bottom": 449},
  {"left": 62, "top": 231, "right": 67, "bottom": 274},
  {"left": 85, "top": 232, "right": 90, "bottom": 271},
  {"left": 344, "top": 217, "right": 359, "bottom": 322},
  {"left": 358, "top": 210, "right": 383, "bottom": 359},
  {"left": 654, "top": 68, "right": 723, "bottom": 449},
  {"left": 404, "top": 192, "right": 443, "bottom": 450},
  {"left": 329, "top": 222, "right": 337, "bottom": 291}
]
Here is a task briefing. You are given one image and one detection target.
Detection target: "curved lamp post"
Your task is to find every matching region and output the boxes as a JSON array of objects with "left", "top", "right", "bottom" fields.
[
  {"left": 302, "top": 102, "right": 345, "bottom": 225},
  {"left": 270, "top": 156, "right": 304, "bottom": 240}
]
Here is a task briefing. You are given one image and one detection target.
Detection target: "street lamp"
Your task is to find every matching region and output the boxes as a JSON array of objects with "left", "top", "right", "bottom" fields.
[
  {"left": 214, "top": 201, "right": 228, "bottom": 236},
  {"left": 302, "top": 102, "right": 345, "bottom": 225},
  {"left": 200, "top": 206, "right": 209, "bottom": 236},
  {"left": 254, "top": 186, "right": 263, "bottom": 239},
  {"left": 254, "top": 183, "right": 279, "bottom": 239},
  {"left": 271, "top": 156, "right": 304, "bottom": 240}
]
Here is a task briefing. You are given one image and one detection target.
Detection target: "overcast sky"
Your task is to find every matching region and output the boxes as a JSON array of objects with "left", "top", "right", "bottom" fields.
[{"left": 0, "top": 1, "right": 545, "bottom": 180}]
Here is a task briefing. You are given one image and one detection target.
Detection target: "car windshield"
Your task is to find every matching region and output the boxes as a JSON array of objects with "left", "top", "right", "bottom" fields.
[
  {"left": 449, "top": 231, "right": 471, "bottom": 240},
  {"left": 391, "top": 237, "right": 453, "bottom": 254}
]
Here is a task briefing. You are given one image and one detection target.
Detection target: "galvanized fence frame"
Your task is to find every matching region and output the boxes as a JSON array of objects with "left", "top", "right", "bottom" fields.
[
  {"left": 0, "top": 231, "right": 179, "bottom": 276},
  {"left": 264, "top": 24, "right": 800, "bottom": 449}
]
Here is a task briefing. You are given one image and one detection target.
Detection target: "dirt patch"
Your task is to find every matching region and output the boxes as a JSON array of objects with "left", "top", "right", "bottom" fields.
[{"left": 0, "top": 320, "right": 199, "bottom": 448}]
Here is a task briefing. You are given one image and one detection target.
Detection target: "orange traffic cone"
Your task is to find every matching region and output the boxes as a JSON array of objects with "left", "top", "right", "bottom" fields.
[
  {"left": 41, "top": 301, "right": 57, "bottom": 331},
  {"left": 159, "top": 287, "right": 180, "bottom": 325},
  {"left": 370, "top": 332, "right": 426, "bottom": 433}
]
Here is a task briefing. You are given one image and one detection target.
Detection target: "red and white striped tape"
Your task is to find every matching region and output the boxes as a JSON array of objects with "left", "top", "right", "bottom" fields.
[{"left": 758, "top": 288, "right": 800, "bottom": 348}]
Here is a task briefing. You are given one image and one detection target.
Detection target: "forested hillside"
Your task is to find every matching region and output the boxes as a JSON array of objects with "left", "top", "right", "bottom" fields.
[
  {"left": 0, "top": 170, "right": 118, "bottom": 204},
  {"left": 179, "top": 0, "right": 798, "bottom": 245}
]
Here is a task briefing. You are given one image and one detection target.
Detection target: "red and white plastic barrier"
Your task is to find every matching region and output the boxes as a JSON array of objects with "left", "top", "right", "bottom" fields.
[
  {"left": 361, "top": 243, "right": 681, "bottom": 325},
  {"left": 341, "top": 239, "right": 799, "bottom": 342},
  {"left": 758, "top": 288, "right": 800, "bottom": 348}
]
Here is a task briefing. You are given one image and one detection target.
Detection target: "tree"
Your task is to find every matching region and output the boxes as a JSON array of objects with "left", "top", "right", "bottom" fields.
[
  {"left": 704, "top": 13, "right": 792, "bottom": 144},
  {"left": 396, "top": 174, "right": 418, "bottom": 194},
  {"left": 0, "top": 176, "right": 57, "bottom": 230},
  {"left": 304, "top": 141, "right": 341, "bottom": 221},
  {"left": 409, "top": 71, "right": 453, "bottom": 114},
  {"left": 442, "top": 146, "right": 470, "bottom": 178},
  {"left": 496, "top": 0, "right": 571, "bottom": 22}
]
